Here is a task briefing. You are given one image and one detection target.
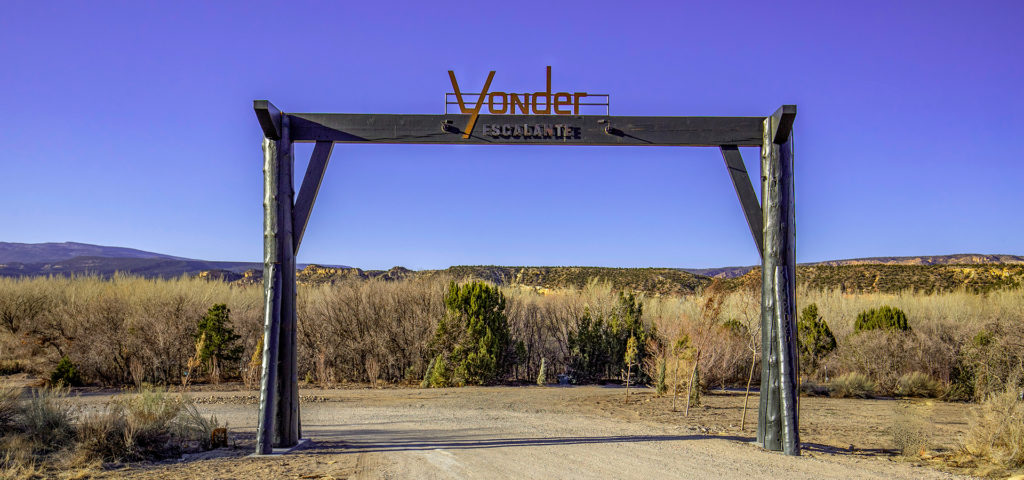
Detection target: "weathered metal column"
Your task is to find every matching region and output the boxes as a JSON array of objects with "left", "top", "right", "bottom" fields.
[
  {"left": 275, "top": 114, "right": 300, "bottom": 447},
  {"left": 757, "top": 106, "right": 799, "bottom": 455},
  {"left": 256, "top": 102, "right": 300, "bottom": 453},
  {"left": 257, "top": 130, "right": 282, "bottom": 454}
]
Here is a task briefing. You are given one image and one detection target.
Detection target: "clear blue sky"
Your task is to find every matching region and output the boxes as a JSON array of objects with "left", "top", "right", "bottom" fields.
[{"left": 2, "top": 1, "right": 1022, "bottom": 270}]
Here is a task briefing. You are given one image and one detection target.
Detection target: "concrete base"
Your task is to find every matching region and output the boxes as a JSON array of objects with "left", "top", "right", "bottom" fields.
[{"left": 250, "top": 438, "right": 311, "bottom": 456}]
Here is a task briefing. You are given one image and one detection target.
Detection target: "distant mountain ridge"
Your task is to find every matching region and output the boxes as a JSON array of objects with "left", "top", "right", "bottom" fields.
[
  {"left": 0, "top": 242, "right": 345, "bottom": 279},
  {"left": 0, "top": 241, "right": 187, "bottom": 264}
]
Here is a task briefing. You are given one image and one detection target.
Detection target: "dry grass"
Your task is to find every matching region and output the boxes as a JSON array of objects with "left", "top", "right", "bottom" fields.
[
  {"left": 830, "top": 372, "right": 876, "bottom": 398},
  {"left": 890, "top": 406, "right": 930, "bottom": 456},
  {"left": 896, "top": 372, "right": 943, "bottom": 398},
  {"left": 963, "top": 384, "right": 1024, "bottom": 469},
  {"left": 0, "top": 383, "right": 221, "bottom": 476}
]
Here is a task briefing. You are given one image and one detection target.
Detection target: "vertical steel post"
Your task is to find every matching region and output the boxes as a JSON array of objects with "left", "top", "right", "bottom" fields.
[
  {"left": 758, "top": 111, "right": 799, "bottom": 455},
  {"left": 257, "top": 113, "right": 300, "bottom": 453},
  {"left": 257, "top": 136, "right": 282, "bottom": 454},
  {"left": 274, "top": 115, "right": 300, "bottom": 447}
]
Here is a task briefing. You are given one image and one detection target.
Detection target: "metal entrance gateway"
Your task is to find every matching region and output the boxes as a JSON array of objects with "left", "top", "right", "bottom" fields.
[{"left": 252, "top": 99, "right": 800, "bottom": 456}]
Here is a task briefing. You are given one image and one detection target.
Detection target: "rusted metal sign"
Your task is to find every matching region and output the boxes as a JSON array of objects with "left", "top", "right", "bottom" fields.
[{"left": 446, "top": 66, "right": 610, "bottom": 138}]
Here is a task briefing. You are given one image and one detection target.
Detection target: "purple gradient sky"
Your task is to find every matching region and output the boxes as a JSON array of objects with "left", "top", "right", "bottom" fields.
[{"left": 1, "top": 1, "right": 1022, "bottom": 270}]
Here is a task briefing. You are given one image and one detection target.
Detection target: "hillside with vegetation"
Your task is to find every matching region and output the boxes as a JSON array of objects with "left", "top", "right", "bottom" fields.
[
  {"left": 724, "top": 264, "right": 1024, "bottom": 294},
  {"left": 230, "top": 263, "right": 1024, "bottom": 296},
  {"left": 273, "top": 265, "right": 711, "bottom": 296}
]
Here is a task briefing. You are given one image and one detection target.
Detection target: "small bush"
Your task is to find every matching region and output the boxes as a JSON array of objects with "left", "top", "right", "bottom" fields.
[
  {"left": 19, "top": 386, "right": 77, "bottom": 454},
  {"left": 425, "top": 354, "right": 449, "bottom": 388},
  {"left": 890, "top": 410, "right": 929, "bottom": 457},
  {"left": 799, "top": 381, "right": 830, "bottom": 396},
  {"left": 854, "top": 306, "right": 910, "bottom": 333},
  {"left": 536, "top": 358, "right": 547, "bottom": 386},
  {"left": 0, "top": 360, "right": 25, "bottom": 376},
  {"left": 963, "top": 384, "right": 1024, "bottom": 468},
  {"left": 76, "top": 387, "right": 222, "bottom": 462},
  {"left": 0, "top": 386, "right": 19, "bottom": 432},
  {"left": 49, "top": 356, "right": 81, "bottom": 387},
  {"left": 830, "top": 372, "right": 875, "bottom": 398},
  {"left": 895, "top": 372, "right": 942, "bottom": 398}
]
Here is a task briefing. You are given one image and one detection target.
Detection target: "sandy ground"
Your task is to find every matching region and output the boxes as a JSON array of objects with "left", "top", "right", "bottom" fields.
[{"left": 60, "top": 385, "right": 982, "bottom": 479}]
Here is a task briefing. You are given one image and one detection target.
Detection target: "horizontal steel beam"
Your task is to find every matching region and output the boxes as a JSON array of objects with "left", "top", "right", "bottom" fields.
[
  {"left": 285, "top": 113, "right": 765, "bottom": 146},
  {"left": 254, "top": 100, "right": 282, "bottom": 140}
]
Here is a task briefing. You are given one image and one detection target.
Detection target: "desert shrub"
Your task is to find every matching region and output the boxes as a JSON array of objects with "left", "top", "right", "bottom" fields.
[
  {"left": 0, "top": 360, "right": 25, "bottom": 376},
  {"left": 828, "top": 326, "right": 958, "bottom": 396},
  {"left": 429, "top": 281, "right": 512, "bottom": 386},
  {"left": 299, "top": 277, "right": 445, "bottom": 386},
  {"left": 830, "top": 372, "right": 875, "bottom": 398},
  {"left": 963, "top": 383, "right": 1024, "bottom": 468},
  {"left": 797, "top": 303, "right": 836, "bottom": 373},
  {"left": 700, "top": 322, "right": 750, "bottom": 388},
  {"left": 854, "top": 306, "right": 910, "bottom": 333},
  {"left": 0, "top": 434, "right": 38, "bottom": 476},
  {"left": 890, "top": 409, "right": 929, "bottom": 456},
  {"left": 0, "top": 386, "right": 18, "bottom": 433},
  {"left": 49, "top": 356, "right": 81, "bottom": 387},
  {"left": 78, "top": 388, "right": 220, "bottom": 462},
  {"left": 0, "top": 275, "right": 263, "bottom": 387},
  {"left": 960, "top": 324, "right": 1024, "bottom": 401},
  {"left": 19, "top": 386, "right": 76, "bottom": 454},
  {"left": 75, "top": 388, "right": 221, "bottom": 462},
  {"left": 0, "top": 285, "right": 51, "bottom": 335},
  {"left": 895, "top": 372, "right": 942, "bottom": 398}
]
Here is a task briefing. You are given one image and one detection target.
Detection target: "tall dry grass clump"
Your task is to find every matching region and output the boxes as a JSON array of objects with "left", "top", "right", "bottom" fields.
[
  {"left": 76, "top": 387, "right": 222, "bottom": 462},
  {"left": 0, "top": 383, "right": 222, "bottom": 476},
  {"left": 829, "top": 372, "right": 876, "bottom": 398},
  {"left": 963, "top": 382, "right": 1024, "bottom": 469}
]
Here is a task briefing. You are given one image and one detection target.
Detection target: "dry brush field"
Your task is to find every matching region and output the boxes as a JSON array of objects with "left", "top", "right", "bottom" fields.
[{"left": 0, "top": 274, "right": 1022, "bottom": 478}]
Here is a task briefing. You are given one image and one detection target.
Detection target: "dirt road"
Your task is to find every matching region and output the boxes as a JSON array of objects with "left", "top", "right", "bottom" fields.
[{"left": 96, "top": 386, "right": 973, "bottom": 479}]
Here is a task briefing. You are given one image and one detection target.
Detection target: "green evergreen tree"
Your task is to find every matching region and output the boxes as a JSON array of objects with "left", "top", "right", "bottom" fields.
[
  {"left": 655, "top": 358, "right": 668, "bottom": 395},
  {"left": 567, "top": 293, "right": 654, "bottom": 384},
  {"left": 567, "top": 307, "right": 608, "bottom": 383},
  {"left": 426, "top": 354, "right": 449, "bottom": 388},
  {"left": 797, "top": 303, "right": 837, "bottom": 372},
  {"left": 430, "top": 282, "right": 511, "bottom": 386},
  {"left": 195, "top": 304, "right": 243, "bottom": 371}
]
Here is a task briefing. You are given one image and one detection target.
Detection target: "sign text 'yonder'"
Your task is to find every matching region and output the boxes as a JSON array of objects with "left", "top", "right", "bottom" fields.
[{"left": 447, "top": 67, "right": 602, "bottom": 139}]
